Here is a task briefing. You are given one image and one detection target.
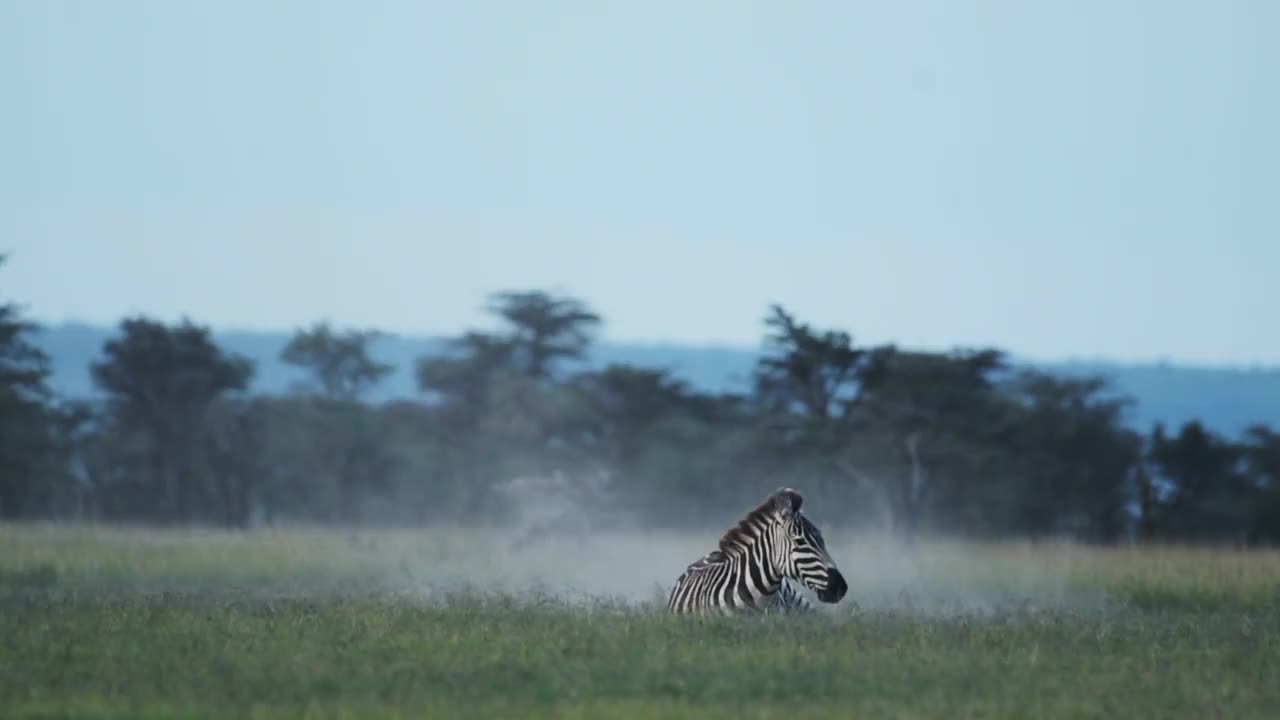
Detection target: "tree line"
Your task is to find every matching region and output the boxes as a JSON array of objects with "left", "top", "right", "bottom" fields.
[{"left": 3, "top": 254, "right": 1279, "bottom": 544}]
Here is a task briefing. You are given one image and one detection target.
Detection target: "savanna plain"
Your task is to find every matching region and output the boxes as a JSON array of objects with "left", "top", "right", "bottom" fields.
[{"left": 2, "top": 522, "right": 1279, "bottom": 719}]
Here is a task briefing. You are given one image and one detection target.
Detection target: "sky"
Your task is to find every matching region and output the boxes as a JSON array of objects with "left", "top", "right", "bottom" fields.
[{"left": 1, "top": 1, "right": 1277, "bottom": 365}]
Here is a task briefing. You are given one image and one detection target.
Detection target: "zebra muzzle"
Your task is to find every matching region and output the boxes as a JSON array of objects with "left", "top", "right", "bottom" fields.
[{"left": 817, "top": 568, "right": 848, "bottom": 603}]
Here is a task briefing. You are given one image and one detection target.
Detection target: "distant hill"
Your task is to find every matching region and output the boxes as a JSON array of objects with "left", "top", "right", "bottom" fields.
[{"left": 32, "top": 322, "right": 1280, "bottom": 440}]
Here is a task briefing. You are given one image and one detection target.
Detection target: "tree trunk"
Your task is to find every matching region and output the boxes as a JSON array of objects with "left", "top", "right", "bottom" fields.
[
  {"left": 898, "top": 431, "right": 929, "bottom": 546},
  {"left": 154, "top": 450, "right": 179, "bottom": 523},
  {"left": 1136, "top": 463, "right": 1156, "bottom": 542}
]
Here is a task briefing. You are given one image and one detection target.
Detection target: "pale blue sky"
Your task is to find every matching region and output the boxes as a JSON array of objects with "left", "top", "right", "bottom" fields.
[{"left": 2, "top": 1, "right": 1276, "bottom": 364}]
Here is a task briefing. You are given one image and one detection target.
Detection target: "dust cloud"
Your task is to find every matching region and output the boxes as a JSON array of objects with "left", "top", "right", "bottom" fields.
[
  {"left": 8, "top": 473, "right": 1117, "bottom": 617},
  {"left": 383, "top": 475, "right": 1118, "bottom": 616}
]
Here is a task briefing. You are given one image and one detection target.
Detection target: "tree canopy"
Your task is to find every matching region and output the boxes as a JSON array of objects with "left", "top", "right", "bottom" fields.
[{"left": 1, "top": 277, "right": 1278, "bottom": 545}]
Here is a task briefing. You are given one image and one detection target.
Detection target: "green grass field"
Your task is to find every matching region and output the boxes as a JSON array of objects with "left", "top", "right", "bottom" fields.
[{"left": 2, "top": 523, "right": 1279, "bottom": 718}]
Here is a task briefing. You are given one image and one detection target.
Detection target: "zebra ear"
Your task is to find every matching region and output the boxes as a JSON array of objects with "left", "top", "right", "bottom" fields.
[{"left": 772, "top": 487, "right": 804, "bottom": 517}]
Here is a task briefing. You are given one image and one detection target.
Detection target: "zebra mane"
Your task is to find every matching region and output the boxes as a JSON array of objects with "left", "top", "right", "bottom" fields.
[{"left": 714, "top": 487, "right": 804, "bottom": 553}]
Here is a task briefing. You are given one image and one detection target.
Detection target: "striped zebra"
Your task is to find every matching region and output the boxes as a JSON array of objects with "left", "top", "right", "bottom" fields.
[{"left": 666, "top": 487, "right": 848, "bottom": 615}]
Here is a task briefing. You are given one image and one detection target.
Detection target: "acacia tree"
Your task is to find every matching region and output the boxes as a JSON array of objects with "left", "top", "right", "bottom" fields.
[
  {"left": 752, "top": 304, "right": 887, "bottom": 423},
  {"left": 0, "top": 253, "right": 59, "bottom": 518},
  {"left": 567, "top": 365, "right": 695, "bottom": 465},
  {"left": 485, "top": 290, "right": 602, "bottom": 381},
  {"left": 749, "top": 304, "right": 893, "bottom": 523},
  {"left": 972, "top": 370, "right": 1142, "bottom": 540},
  {"left": 90, "top": 317, "right": 254, "bottom": 523},
  {"left": 275, "top": 321, "right": 399, "bottom": 521},
  {"left": 574, "top": 364, "right": 754, "bottom": 523},
  {"left": 1145, "top": 421, "right": 1251, "bottom": 541},
  {"left": 845, "top": 348, "right": 1008, "bottom": 541},
  {"left": 749, "top": 305, "right": 1023, "bottom": 540},
  {"left": 417, "top": 289, "right": 603, "bottom": 406},
  {"left": 1241, "top": 425, "right": 1280, "bottom": 543},
  {"left": 203, "top": 395, "right": 269, "bottom": 528},
  {"left": 280, "top": 321, "right": 393, "bottom": 401},
  {"left": 415, "top": 289, "right": 605, "bottom": 516}
]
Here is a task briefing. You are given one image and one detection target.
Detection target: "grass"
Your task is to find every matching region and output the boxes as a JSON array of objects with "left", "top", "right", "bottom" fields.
[{"left": 2, "top": 523, "right": 1280, "bottom": 718}]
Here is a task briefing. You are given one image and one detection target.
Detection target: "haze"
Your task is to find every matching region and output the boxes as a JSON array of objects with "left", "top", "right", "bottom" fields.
[{"left": 2, "top": 1, "right": 1276, "bottom": 365}]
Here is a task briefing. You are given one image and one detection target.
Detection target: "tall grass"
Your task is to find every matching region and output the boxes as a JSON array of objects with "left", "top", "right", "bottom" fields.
[
  {"left": 3, "top": 522, "right": 1279, "bottom": 718},
  {"left": 5, "top": 521, "right": 1279, "bottom": 608}
]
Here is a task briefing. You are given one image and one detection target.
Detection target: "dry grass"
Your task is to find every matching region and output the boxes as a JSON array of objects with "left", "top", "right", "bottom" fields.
[{"left": 5, "top": 521, "right": 1278, "bottom": 609}]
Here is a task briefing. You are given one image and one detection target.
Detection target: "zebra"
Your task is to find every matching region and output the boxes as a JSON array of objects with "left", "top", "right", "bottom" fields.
[{"left": 666, "top": 487, "right": 848, "bottom": 615}]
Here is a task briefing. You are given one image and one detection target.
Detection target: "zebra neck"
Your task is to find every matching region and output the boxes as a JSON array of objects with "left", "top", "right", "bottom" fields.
[{"left": 722, "top": 543, "right": 786, "bottom": 595}]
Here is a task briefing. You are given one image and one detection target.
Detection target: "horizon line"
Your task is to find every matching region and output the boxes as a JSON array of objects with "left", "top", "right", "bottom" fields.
[{"left": 29, "top": 315, "right": 1280, "bottom": 374}]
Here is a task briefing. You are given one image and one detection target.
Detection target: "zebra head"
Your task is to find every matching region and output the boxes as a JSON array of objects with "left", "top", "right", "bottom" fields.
[{"left": 768, "top": 488, "right": 848, "bottom": 604}]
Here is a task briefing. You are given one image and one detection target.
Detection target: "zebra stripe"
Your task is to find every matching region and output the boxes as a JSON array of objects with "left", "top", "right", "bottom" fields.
[
  {"left": 768, "top": 578, "right": 815, "bottom": 614},
  {"left": 666, "top": 487, "right": 848, "bottom": 615}
]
